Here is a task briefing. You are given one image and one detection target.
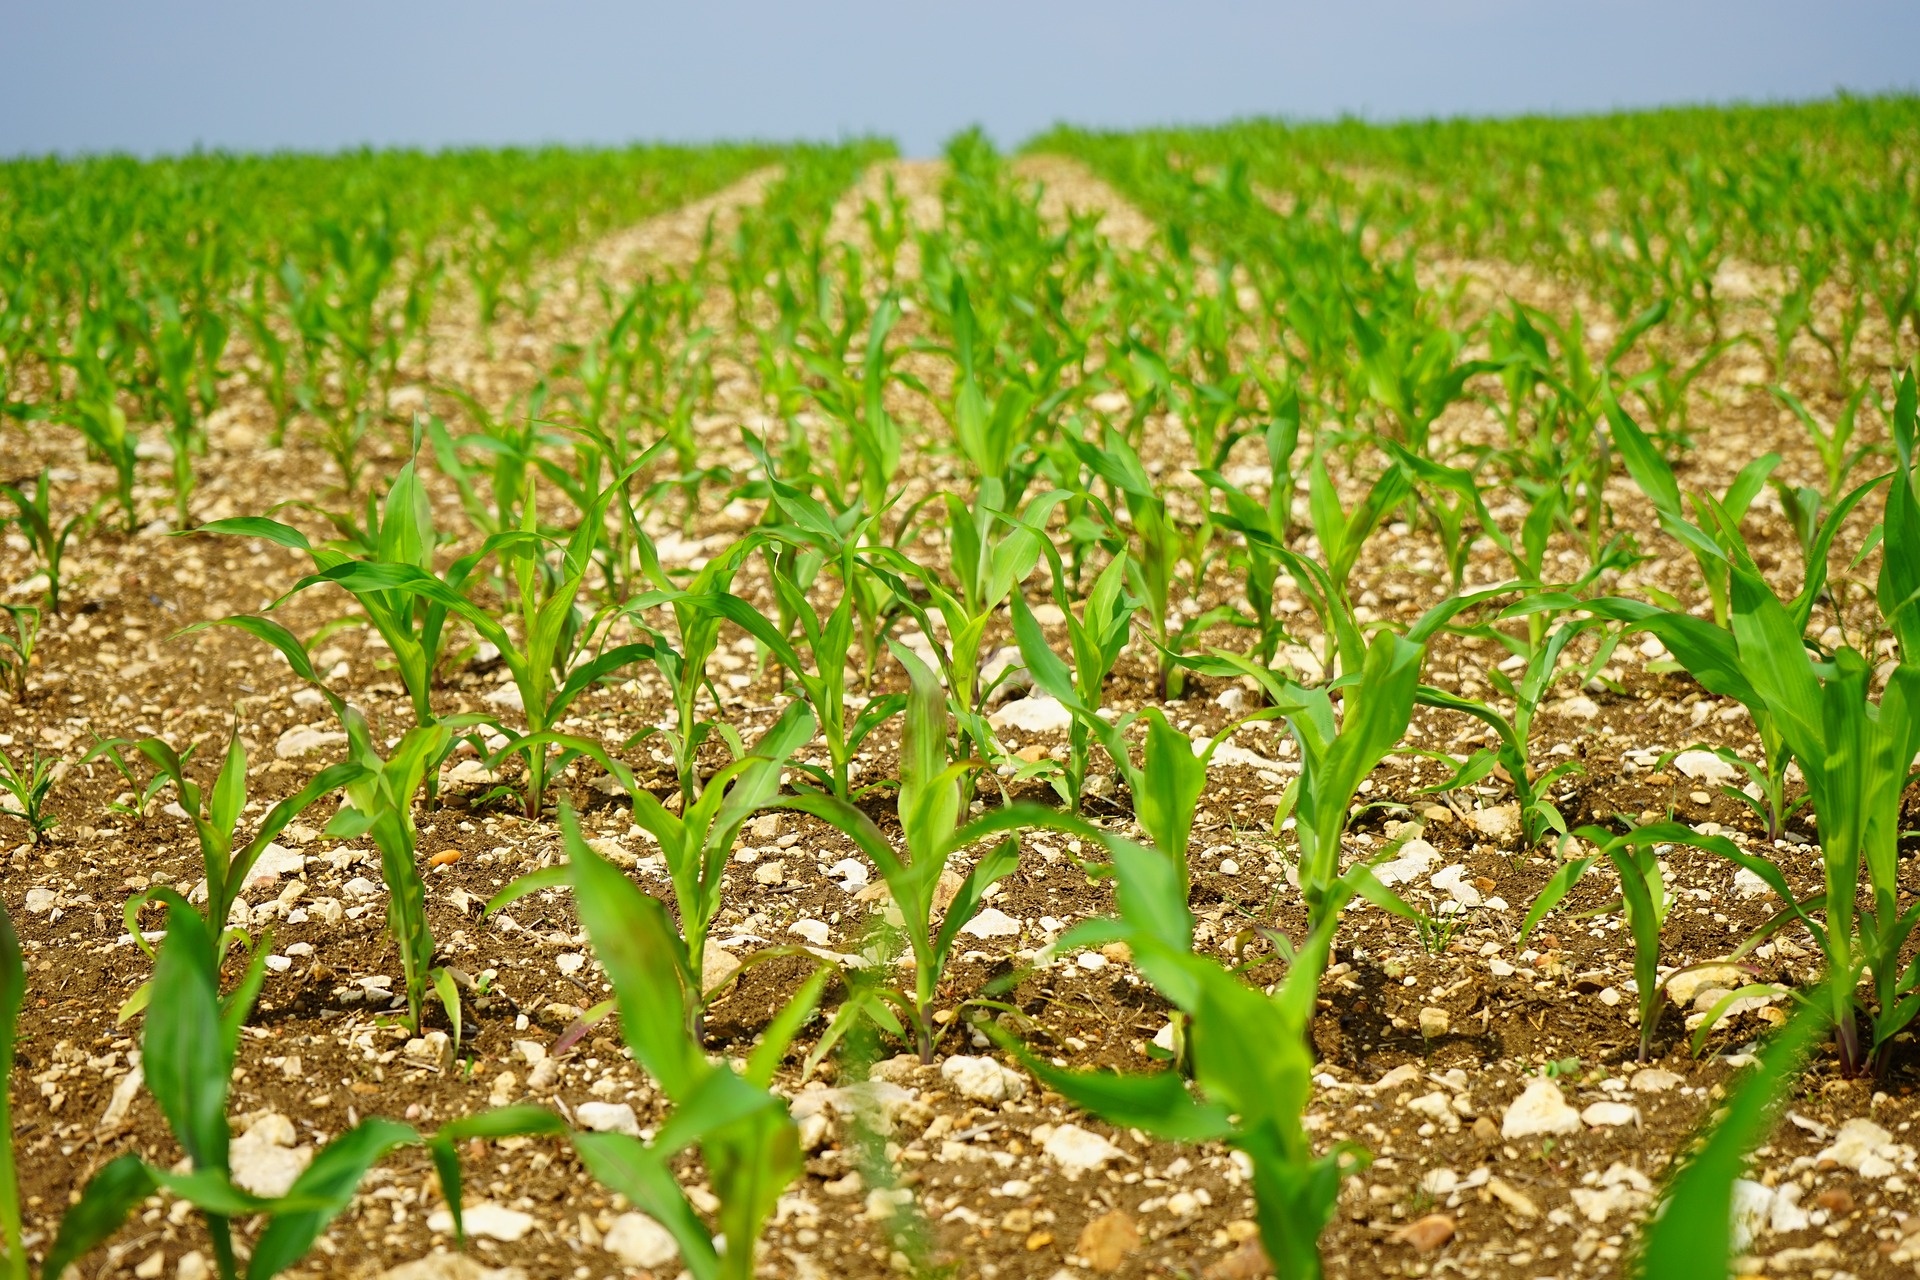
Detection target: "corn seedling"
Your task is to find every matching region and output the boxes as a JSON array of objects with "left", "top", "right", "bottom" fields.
[
  {"left": 118, "top": 730, "right": 358, "bottom": 1019},
  {"left": 50, "top": 904, "right": 422, "bottom": 1280},
  {"left": 1009, "top": 550, "right": 1138, "bottom": 810},
  {"left": 1522, "top": 821, "right": 1752, "bottom": 1061},
  {"left": 0, "top": 905, "right": 25, "bottom": 1280},
  {"left": 328, "top": 711, "right": 463, "bottom": 1035},
  {"left": 772, "top": 646, "right": 1076, "bottom": 1061},
  {"left": 201, "top": 444, "right": 478, "bottom": 730},
  {"left": 81, "top": 734, "right": 178, "bottom": 820},
  {"left": 502, "top": 806, "right": 822, "bottom": 1280},
  {"left": 1006, "top": 834, "right": 1373, "bottom": 1280},
  {"left": 1769, "top": 383, "right": 1881, "bottom": 504},
  {"left": 692, "top": 476, "right": 905, "bottom": 801},
  {"left": 1414, "top": 614, "right": 1619, "bottom": 848},
  {"left": 0, "top": 606, "right": 35, "bottom": 701},
  {"left": 315, "top": 465, "right": 646, "bottom": 816},
  {"left": 492, "top": 701, "right": 814, "bottom": 1041},
  {"left": 2, "top": 468, "right": 98, "bottom": 613},
  {"left": 0, "top": 749, "right": 57, "bottom": 846}
]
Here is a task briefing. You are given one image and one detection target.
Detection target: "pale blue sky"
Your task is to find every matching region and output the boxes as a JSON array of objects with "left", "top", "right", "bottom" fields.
[{"left": 3, "top": 1, "right": 1915, "bottom": 159}]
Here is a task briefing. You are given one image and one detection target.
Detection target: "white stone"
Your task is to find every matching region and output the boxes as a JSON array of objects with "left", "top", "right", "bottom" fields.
[
  {"left": 1501, "top": 1077, "right": 1583, "bottom": 1139},
  {"left": 556, "top": 952, "right": 585, "bottom": 976},
  {"left": 378, "top": 1253, "right": 528, "bottom": 1280},
  {"left": 275, "top": 726, "right": 347, "bottom": 759},
  {"left": 940, "top": 1056, "right": 1028, "bottom": 1105},
  {"left": 604, "top": 1211, "right": 678, "bottom": 1269},
  {"left": 1405, "top": 1091, "right": 1460, "bottom": 1131},
  {"left": 229, "top": 1113, "right": 313, "bottom": 1198},
  {"left": 1630, "top": 1068, "right": 1684, "bottom": 1094},
  {"left": 1666, "top": 965, "right": 1748, "bottom": 1007},
  {"left": 246, "top": 843, "right": 307, "bottom": 884},
  {"left": 1430, "top": 863, "right": 1482, "bottom": 907},
  {"left": 1371, "top": 1063, "right": 1423, "bottom": 1093},
  {"left": 342, "top": 877, "right": 380, "bottom": 899},
  {"left": 264, "top": 954, "right": 292, "bottom": 974},
  {"left": 1730, "top": 1179, "right": 1773, "bottom": 1251},
  {"left": 1488, "top": 957, "right": 1516, "bottom": 977},
  {"left": 96, "top": 1062, "right": 145, "bottom": 1131},
  {"left": 1554, "top": 695, "right": 1601, "bottom": 720},
  {"left": 829, "top": 858, "right": 869, "bottom": 891},
  {"left": 1373, "top": 838, "right": 1438, "bottom": 887},
  {"left": 702, "top": 944, "right": 743, "bottom": 992},
  {"left": 484, "top": 685, "right": 525, "bottom": 712},
  {"left": 1732, "top": 866, "right": 1773, "bottom": 899},
  {"left": 1040, "top": 1123, "right": 1126, "bottom": 1178},
  {"left": 960, "top": 908, "right": 1021, "bottom": 939},
  {"left": 1817, "top": 1117, "right": 1912, "bottom": 1179},
  {"left": 575, "top": 1101, "right": 641, "bottom": 1137},
  {"left": 1768, "top": 1182, "right": 1811, "bottom": 1234},
  {"left": 1674, "top": 749, "right": 1739, "bottom": 784},
  {"left": 1581, "top": 1101, "right": 1640, "bottom": 1128},
  {"left": 1468, "top": 804, "right": 1521, "bottom": 843},
  {"left": 988, "top": 696, "right": 1073, "bottom": 735},
  {"left": 427, "top": 1202, "right": 534, "bottom": 1242},
  {"left": 788, "top": 919, "right": 831, "bottom": 946},
  {"left": 23, "top": 888, "right": 54, "bottom": 914}
]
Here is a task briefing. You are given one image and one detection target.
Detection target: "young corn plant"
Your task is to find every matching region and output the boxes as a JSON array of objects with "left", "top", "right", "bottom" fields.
[
  {"left": 54, "top": 314, "right": 139, "bottom": 531},
  {"left": 1414, "top": 615, "right": 1620, "bottom": 848},
  {"left": 1522, "top": 821, "right": 1763, "bottom": 1061},
  {"left": 773, "top": 646, "right": 1070, "bottom": 1062},
  {"left": 315, "top": 467, "right": 646, "bottom": 816},
  {"left": 1632, "top": 997, "right": 1829, "bottom": 1279},
  {"left": 1769, "top": 383, "right": 1880, "bottom": 505},
  {"left": 1198, "top": 407, "right": 1309, "bottom": 670},
  {"left": 0, "top": 748, "right": 57, "bottom": 846},
  {"left": 1009, "top": 550, "right": 1137, "bottom": 811},
  {"left": 1608, "top": 395, "right": 1779, "bottom": 629},
  {"left": 1655, "top": 489, "right": 1920, "bottom": 1075},
  {"left": 503, "top": 806, "right": 822, "bottom": 1280},
  {"left": 119, "top": 730, "right": 358, "bottom": 1019},
  {"left": 1070, "top": 429, "right": 1217, "bottom": 696},
  {"left": 141, "top": 291, "right": 229, "bottom": 524},
  {"left": 689, "top": 479, "right": 904, "bottom": 801},
  {"left": 1005, "top": 834, "right": 1371, "bottom": 1280},
  {"left": 492, "top": 702, "right": 814, "bottom": 1042},
  {"left": 1250, "top": 631, "right": 1429, "bottom": 938},
  {"left": 620, "top": 531, "right": 764, "bottom": 804},
  {"left": 0, "top": 606, "right": 36, "bottom": 701},
  {"left": 0, "top": 905, "right": 24, "bottom": 1280},
  {"left": 329, "top": 711, "right": 463, "bottom": 1036},
  {"left": 865, "top": 490, "right": 1062, "bottom": 782},
  {"left": 2, "top": 468, "right": 97, "bottom": 613},
  {"left": 201, "top": 446, "right": 478, "bottom": 730},
  {"left": 49, "top": 904, "right": 424, "bottom": 1280}
]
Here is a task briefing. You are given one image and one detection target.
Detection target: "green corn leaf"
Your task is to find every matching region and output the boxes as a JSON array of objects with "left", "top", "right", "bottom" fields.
[
  {"left": 248, "top": 1120, "right": 421, "bottom": 1279},
  {"left": 1635, "top": 997, "right": 1828, "bottom": 1279},
  {"left": 931, "top": 836, "right": 1021, "bottom": 979},
  {"left": 561, "top": 806, "right": 704, "bottom": 1098},
  {"left": 146, "top": 903, "right": 233, "bottom": 1173},
  {"left": 43, "top": 1156, "right": 159, "bottom": 1280},
  {"left": 572, "top": 1132, "right": 722, "bottom": 1280}
]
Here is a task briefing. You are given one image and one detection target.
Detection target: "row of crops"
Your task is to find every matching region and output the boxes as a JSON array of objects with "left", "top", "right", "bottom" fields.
[{"left": 2, "top": 96, "right": 1919, "bottom": 1277}]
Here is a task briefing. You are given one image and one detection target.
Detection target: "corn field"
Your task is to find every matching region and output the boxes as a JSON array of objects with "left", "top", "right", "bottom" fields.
[{"left": 3, "top": 98, "right": 1920, "bottom": 1279}]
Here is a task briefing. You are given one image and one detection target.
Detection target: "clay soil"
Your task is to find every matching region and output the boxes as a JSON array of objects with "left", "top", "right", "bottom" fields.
[{"left": 4, "top": 156, "right": 1919, "bottom": 1280}]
